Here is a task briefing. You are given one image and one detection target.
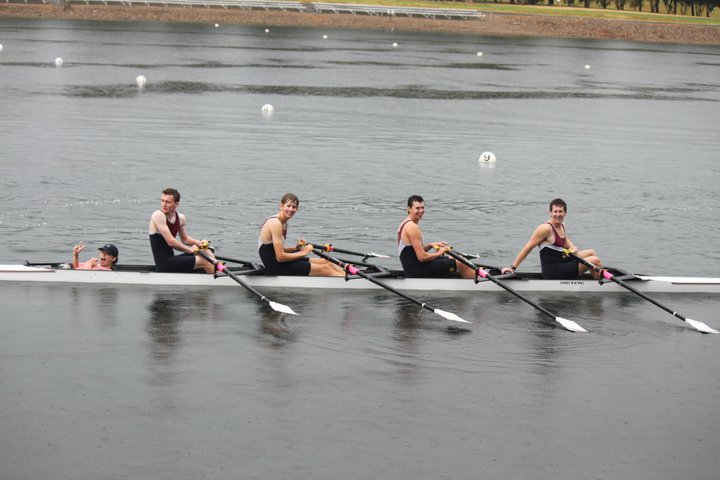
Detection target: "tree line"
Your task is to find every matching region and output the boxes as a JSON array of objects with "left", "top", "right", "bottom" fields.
[{"left": 480, "top": 0, "right": 718, "bottom": 17}]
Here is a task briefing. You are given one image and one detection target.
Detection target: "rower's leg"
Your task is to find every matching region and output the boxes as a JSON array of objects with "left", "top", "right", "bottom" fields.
[{"left": 309, "top": 258, "right": 345, "bottom": 276}]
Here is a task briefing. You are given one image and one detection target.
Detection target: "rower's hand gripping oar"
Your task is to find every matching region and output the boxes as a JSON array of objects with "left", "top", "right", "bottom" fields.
[
  {"left": 441, "top": 246, "right": 588, "bottom": 333},
  {"left": 195, "top": 248, "right": 297, "bottom": 315},
  {"left": 309, "top": 242, "right": 389, "bottom": 259},
  {"left": 310, "top": 247, "right": 469, "bottom": 324},
  {"left": 564, "top": 249, "right": 718, "bottom": 334}
]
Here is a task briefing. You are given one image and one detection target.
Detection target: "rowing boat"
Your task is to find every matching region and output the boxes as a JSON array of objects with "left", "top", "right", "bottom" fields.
[{"left": 2, "top": 263, "right": 719, "bottom": 293}]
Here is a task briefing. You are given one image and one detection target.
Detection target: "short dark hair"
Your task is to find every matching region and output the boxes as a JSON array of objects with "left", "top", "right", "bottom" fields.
[
  {"left": 407, "top": 195, "right": 424, "bottom": 208},
  {"left": 163, "top": 188, "right": 181, "bottom": 202},
  {"left": 549, "top": 198, "right": 567, "bottom": 212},
  {"left": 281, "top": 193, "right": 299, "bottom": 206}
]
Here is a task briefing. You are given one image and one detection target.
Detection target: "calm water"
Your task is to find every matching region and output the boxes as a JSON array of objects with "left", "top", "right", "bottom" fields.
[{"left": 1, "top": 17, "right": 719, "bottom": 480}]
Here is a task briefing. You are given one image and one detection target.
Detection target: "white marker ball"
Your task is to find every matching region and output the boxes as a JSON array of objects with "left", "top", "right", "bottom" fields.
[
  {"left": 0, "top": 44, "right": 4, "bottom": 53},
  {"left": 323, "top": 34, "right": 328, "bottom": 39},
  {"left": 54, "top": 57, "right": 63, "bottom": 67},
  {"left": 265, "top": 28, "right": 270, "bottom": 33},
  {"left": 476, "top": 51, "right": 483, "bottom": 57},
  {"left": 214, "top": 23, "right": 219, "bottom": 28},
  {"left": 392, "top": 42, "right": 398, "bottom": 47},
  {"left": 585, "top": 64, "right": 591, "bottom": 70},
  {"left": 136, "top": 75, "right": 147, "bottom": 88},
  {"left": 261, "top": 104, "right": 274, "bottom": 113},
  {"left": 478, "top": 152, "right": 496, "bottom": 164}
]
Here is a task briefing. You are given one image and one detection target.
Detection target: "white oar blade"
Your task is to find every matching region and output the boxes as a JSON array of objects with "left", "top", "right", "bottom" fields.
[
  {"left": 368, "top": 252, "right": 390, "bottom": 259},
  {"left": 685, "top": 318, "right": 719, "bottom": 334},
  {"left": 269, "top": 301, "right": 298, "bottom": 315},
  {"left": 555, "top": 317, "right": 588, "bottom": 333},
  {"left": 434, "top": 309, "right": 471, "bottom": 323}
]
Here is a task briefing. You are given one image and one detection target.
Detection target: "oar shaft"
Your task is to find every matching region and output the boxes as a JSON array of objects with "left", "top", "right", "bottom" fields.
[
  {"left": 214, "top": 254, "right": 258, "bottom": 266},
  {"left": 312, "top": 248, "right": 433, "bottom": 314},
  {"left": 568, "top": 251, "right": 683, "bottom": 319},
  {"left": 310, "top": 243, "right": 386, "bottom": 258},
  {"left": 196, "top": 249, "right": 267, "bottom": 301},
  {"left": 446, "top": 249, "right": 556, "bottom": 320}
]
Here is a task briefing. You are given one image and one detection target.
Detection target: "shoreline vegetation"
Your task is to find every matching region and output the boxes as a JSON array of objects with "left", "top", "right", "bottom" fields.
[{"left": 1, "top": 2, "right": 719, "bottom": 45}]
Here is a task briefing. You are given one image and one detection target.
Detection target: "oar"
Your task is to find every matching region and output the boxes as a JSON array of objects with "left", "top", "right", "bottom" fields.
[
  {"left": 311, "top": 248, "right": 469, "bottom": 324},
  {"left": 310, "top": 243, "right": 389, "bottom": 259},
  {"left": 443, "top": 247, "right": 588, "bottom": 333},
  {"left": 195, "top": 249, "right": 297, "bottom": 315},
  {"left": 564, "top": 249, "right": 718, "bottom": 334},
  {"left": 214, "top": 254, "right": 261, "bottom": 266}
]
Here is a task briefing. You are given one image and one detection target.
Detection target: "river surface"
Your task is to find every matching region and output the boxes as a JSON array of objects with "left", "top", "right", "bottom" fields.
[{"left": 1, "top": 17, "right": 719, "bottom": 480}]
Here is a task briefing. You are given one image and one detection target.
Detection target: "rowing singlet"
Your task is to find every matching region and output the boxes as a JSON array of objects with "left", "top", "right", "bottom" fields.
[
  {"left": 258, "top": 215, "right": 310, "bottom": 276},
  {"left": 149, "top": 211, "right": 196, "bottom": 273},
  {"left": 545, "top": 222, "right": 567, "bottom": 248},
  {"left": 397, "top": 218, "right": 455, "bottom": 278},
  {"left": 537, "top": 222, "right": 577, "bottom": 279}
]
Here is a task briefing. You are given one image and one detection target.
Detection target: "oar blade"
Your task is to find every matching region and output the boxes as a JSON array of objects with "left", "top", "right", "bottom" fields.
[
  {"left": 368, "top": 252, "right": 390, "bottom": 259},
  {"left": 555, "top": 317, "right": 588, "bottom": 333},
  {"left": 269, "top": 301, "right": 298, "bottom": 316},
  {"left": 685, "top": 318, "right": 719, "bottom": 334},
  {"left": 434, "top": 309, "right": 471, "bottom": 324}
]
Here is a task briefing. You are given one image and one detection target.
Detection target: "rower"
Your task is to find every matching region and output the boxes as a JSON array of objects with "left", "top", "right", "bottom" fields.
[
  {"left": 501, "top": 198, "right": 603, "bottom": 279},
  {"left": 258, "top": 193, "right": 344, "bottom": 276},
  {"left": 398, "top": 195, "right": 476, "bottom": 279},
  {"left": 148, "top": 187, "right": 215, "bottom": 274}
]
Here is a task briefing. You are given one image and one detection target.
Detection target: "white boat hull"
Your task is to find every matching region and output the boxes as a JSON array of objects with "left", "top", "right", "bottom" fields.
[{"left": 2, "top": 265, "right": 720, "bottom": 293}]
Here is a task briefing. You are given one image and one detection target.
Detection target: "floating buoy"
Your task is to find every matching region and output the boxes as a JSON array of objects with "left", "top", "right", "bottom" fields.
[
  {"left": 54, "top": 57, "right": 63, "bottom": 67},
  {"left": 323, "top": 34, "right": 328, "bottom": 39},
  {"left": 585, "top": 64, "right": 591, "bottom": 70},
  {"left": 136, "top": 75, "right": 147, "bottom": 88},
  {"left": 0, "top": 44, "right": 4, "bottom": 53},
  {"left": 392, "top": 42, "right": 398, "bottom": 48},
  {"left": 261, "top": 104, "right": 274, "bottom": 114},
  {"left": 478, "top": 152, "right": 496, "bottom": 164},
  {"left": 214, "top": 23, "right": 220, "bottom": 28},
  {"left": 265, "top": 28, "right": 270, "bottom": 33},
  {"left": 476, "top": 51, "right": 483, "bottom": 57}
]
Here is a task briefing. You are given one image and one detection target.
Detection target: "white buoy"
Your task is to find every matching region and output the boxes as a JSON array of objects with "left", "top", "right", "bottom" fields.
[
  {"left": 136, "top": 75, "right": 147, "bottom": 88},
  {"left": 585, "top": 64, "right": 591, "bottom": 70},
  {"left": 214, "top": 23, "right": 220, "bottom": 28},
  {"left": 478, "top": 152, "right": 496, "bottom": 164},
  {"left": 323, "top": 34, "right": 328, "bottom": 39},
  {"left": 265, "top": 28, "right": 270, "bottom": 33},
  {"left": 476, "top": 51, "right": 483, "bottom": 57},
  {"left": 392, "top": 42, "right": 398, "bottom": 48},
  {"left": 0, "top": 44, "right": 4, "bottom": 53},
  {"left": 54, "top": 57, "right": 63, "bottom": 67},
  {"left": 261, "top": 104, "right": 274, "bottom": 114}
]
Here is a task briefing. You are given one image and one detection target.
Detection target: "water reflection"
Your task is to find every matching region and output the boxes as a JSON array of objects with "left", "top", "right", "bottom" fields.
[
  {"left": 62, "top": 82, "right": 715, "bottom": 101},
  {"left": 145, "top": 291, "right": 214, "bottom": 385}
]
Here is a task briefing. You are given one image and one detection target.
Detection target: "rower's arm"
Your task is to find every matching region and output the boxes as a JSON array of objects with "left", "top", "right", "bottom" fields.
[
  {"left": 177, "top": 214, "right": 206, "bottom": 248},
  {"left": 505, "top": 224, "right": 549, "bottom": 272},
  {"left": 406, "top": 223, "right": 444, "bottom": 263},
  {"left": 268, "top": 221, "right": 310, "bottom": 262},
  {"left": 564, "top": 237, "right": 578, "bottom": 253}
]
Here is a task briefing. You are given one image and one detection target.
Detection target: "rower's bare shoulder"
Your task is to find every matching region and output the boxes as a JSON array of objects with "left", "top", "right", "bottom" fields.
[
  {"left": 532, "top": 223, "right": 552, "bottom": 239},
  {"left": 150, "top": 209, "right": 165, "bottom": 223}
]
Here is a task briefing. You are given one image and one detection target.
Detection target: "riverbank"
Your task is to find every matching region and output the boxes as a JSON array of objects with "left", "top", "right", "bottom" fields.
[{"left": 2, "top": 3, "right": 720, "bottom": 45}]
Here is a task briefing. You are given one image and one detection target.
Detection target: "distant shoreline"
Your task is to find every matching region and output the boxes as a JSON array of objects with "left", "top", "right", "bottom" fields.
[{"left": 2, "top": 3, "right": 720, "bottom": 45}]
